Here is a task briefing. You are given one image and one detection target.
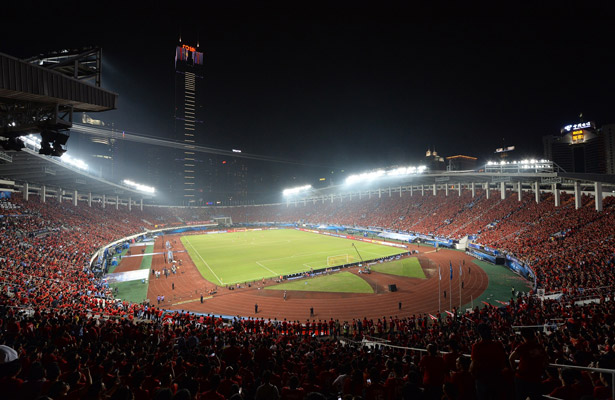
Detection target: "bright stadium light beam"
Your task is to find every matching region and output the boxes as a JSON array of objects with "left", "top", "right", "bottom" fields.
[
  {"left": 346, "top": 165, "right": 426, "bottom": 185},
  {"left": 282, "top": 184, "right": 312, "bottom": 196},
  {"left": 23, "top": 135, "right": 88, "bottom": 170},
  {"left": 123, "top": 179, "right": 156, "bottom": 194},
  {"left": 61, "top": 154, "right": 89, "bottom": 171},
  {"left": 345, "top": 169, "right": 385, "bottom": 185}
]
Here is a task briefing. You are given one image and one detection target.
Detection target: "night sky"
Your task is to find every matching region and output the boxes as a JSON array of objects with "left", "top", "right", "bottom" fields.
[{"left": 3, "top": 3, "right": 615, "bottom": 194}]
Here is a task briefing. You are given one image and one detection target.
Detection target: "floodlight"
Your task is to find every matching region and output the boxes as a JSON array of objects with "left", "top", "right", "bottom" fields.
[
  {"left": 123, "top": 179, "right": 156, "bottom": 194},
  {"left": 282, "top": 185, "right": 312, "bottom": 196},
  {"left": 346, "top": 165, "right": 425, "bottom": 185},
  {"left": 62, "top": 154, "right": 88, "bottom": 171}
]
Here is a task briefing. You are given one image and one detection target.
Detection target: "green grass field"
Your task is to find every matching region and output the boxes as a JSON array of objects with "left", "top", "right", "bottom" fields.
[
  {"left": 109, "top": 280, "right": 149, "bottom": 303},
  {"left": 266, "top": 271, "right": 373, "bottom": 293},
  {"left": 461, "top": 260, "right": 533, "bottom": 310},
  {"left": 181, "top": 229, "right": 406, "bottom": 285},
  {"left": 369, "top": 257, "right": 426, "bottom": 279}
]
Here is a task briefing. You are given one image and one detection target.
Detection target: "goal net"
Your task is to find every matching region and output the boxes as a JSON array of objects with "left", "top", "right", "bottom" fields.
[{"left": 327, "top": 254, "right": 353, "bottom": 267}]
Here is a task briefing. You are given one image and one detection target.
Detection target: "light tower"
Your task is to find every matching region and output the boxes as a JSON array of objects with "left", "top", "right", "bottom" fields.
[{"left": 174, "top": 39, "right": 205, "bottom": 204}]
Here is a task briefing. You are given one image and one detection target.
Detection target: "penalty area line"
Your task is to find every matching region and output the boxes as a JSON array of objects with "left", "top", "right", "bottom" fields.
[
  {"left": 184, "top": 237, "right": 224, "bottom": 286},
  {"left": 255, "top": 261, "right": 278, "bottom": 276}
]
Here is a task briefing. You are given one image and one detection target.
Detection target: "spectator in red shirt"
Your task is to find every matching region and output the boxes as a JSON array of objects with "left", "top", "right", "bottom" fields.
[
  {"left": 419, "top": 344, "right": 447, "bottom": 400},
  {"left": 281, "top": 375, "right": 305, "bottom": 400},
  {"left": 451, "top": 356, "right": 476, "bottom": 400},
  {"left": 549, "top": 368, "right": 579, "bottom": 400},
  {"left": 201, "top": 374, "right": 224, "bottom": 400},
  {"left": 470, "top": 323, "right": 508, "bottom": 400},
  {"left": 509, "top": 328, "right": 548, "bottom": 400},
  {"left": 364, "top": 367, "right": 386, "bottom": 400}
]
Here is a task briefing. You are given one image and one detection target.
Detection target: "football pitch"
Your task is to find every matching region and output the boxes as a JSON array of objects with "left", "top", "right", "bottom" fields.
[{"left": 181, "top": 229, "right": 407, "bottom": 285}]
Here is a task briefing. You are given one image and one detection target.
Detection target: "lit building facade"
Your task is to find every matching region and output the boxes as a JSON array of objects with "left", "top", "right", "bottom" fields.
[
  {"left": 446, "top": 155, "right": 478, "bottom": 171},
  {"left": 543, "top": 121, "right": 606, "bottom": 173},
  {"left": 602, "top": 123, "right": 615, "bottom": 174},
  {"left": 424, "top": 148, "right": 446, "bottom": 171},
  {"left": 75, "top": 113, "right": 124, "bottom": 180}
]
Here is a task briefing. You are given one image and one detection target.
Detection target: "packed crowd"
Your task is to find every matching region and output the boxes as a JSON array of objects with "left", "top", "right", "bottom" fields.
[
  {"left": 217, "top": 190, "right": 615, "bottom": 293},
  {"left": 0, "top": 196, "right": 162, "bottom": 318},
  {"left": 2, "top": 190, "right": 615, "bottom": 399},
  {"left": 2, "top": 291, "right": 615, "bottom": 400}
]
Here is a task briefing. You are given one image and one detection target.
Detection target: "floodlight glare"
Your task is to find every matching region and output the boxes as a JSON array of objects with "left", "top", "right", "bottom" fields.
[
  {"left": 123, "top": 179, "right": 156, "bottom": 194},
  {"left": 62, "top": 154, "right": 89, "bottom": 171},
  {"left": 346, "top": 165, "right": 426, "bottom": 185},
  {"left": 282, "top": 185, "right": 312, "bottom": 196}
]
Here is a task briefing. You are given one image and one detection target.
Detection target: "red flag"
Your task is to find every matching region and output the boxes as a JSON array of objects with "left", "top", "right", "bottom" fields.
[
  {"left": 495, "top": 300, "right": 509, "bottom": 305},
  {"left": 445, "top": 310, "right": 455, "bottom": 317},
  {"left": 481, "top": 301, "right": 491, "bottom": 306},
  {"left": 429, "top": 314, "right": 438, "bottom": 320}
]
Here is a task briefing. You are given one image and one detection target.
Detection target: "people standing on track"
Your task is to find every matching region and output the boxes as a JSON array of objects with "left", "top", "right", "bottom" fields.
[
  {"left": 284, "top": 290, "right": 287, "bottom": 301},
  {"left": 310, "top": 307, "right": 314, "bottom": 317},
  {"left": 255, "top": 303, "right": 258, "bottom": 314}
]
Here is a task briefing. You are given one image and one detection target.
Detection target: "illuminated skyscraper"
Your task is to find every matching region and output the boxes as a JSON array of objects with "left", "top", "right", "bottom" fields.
[{"left": 174, "top": 41, "right": 205, "bottom": 204}]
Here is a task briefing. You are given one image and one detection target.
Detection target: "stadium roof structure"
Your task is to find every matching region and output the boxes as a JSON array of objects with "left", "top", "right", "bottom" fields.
[
  {"left": 1, "top": 49, "right": 117, "bottom": 152},
  {"left": 0, "top": 148, "right": 152, "bottom": 199},
  {"left": 0, "top": 50, "right": 117, "bottom": 116},
  {"left": 286, "top": 166, "right": 615, "bottom": 212}
]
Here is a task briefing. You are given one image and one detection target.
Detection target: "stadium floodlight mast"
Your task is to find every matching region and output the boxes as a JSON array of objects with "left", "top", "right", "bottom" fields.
[
  {"left": 282, "top": 184, "right": 312, "bottom": 196},
  {"left": 486, "top": 159, "right": 550, "bottom": 166},
  {"left": 123, "top": 179, "right": 156, "bottom": 194},
  {"left": 485, "top": 159, "right": 555, "bottom": 173},
  {"left": 345, "top": 165, "right": 426, "bottom": 185}
]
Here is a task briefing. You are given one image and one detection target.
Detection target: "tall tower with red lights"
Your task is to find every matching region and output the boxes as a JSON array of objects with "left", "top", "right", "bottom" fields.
[{"left": 174, "top": 40, "right": 206, "bottom": 204}]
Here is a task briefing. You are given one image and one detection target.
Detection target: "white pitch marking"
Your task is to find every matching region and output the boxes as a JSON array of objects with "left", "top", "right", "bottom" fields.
[
  {"left": 255, "top": 261, "right": 278, "bottom": 275},
  {"left": 184, "top": 237, "right": 224, "bottom": 285}
]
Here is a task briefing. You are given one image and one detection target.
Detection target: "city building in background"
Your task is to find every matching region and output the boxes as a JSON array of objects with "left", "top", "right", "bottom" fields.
[
  {"left": 543, "top": 121, "right": 608, "bottom": 173},
  {"left": 218, "top": 158, "right": 249, "bottom": 203},
  {"left": 423, "top": 148, "right": 446, "bottom": 171},
  {"left": 446, "top": 155, "right": 478, "bottom": 171},
  {"left": 174, "top": 41, "right": 206, "bottom": 204},
  {"left": 74, "top": 113, "right": 124, "bottom": 180},
  {"left": 602, "top": 123, "right": 615, "bottom": 174},
  {"left": 494, "top": 145, "right": 516, "bottom": 160}
]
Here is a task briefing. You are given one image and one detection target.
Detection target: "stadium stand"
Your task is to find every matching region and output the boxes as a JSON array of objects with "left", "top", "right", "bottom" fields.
[{"left": 2, "top": 191, "right": 615, "bottom": 399}]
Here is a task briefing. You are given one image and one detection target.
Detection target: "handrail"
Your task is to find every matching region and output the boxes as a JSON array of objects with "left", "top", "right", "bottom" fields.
[{"left": 354, "top": 339, "right": 615, "bottom": 400}]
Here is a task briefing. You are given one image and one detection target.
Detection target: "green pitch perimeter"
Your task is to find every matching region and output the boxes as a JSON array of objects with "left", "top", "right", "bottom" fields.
[
  {"left": 181, "top": 229, "right": 406, "bottom": 286},
  {"left": 370, "top": 257, "right": 426, "bottom": 279},
  {"left": 265, "top": 271, "right": 373, "bottom": 293}
]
